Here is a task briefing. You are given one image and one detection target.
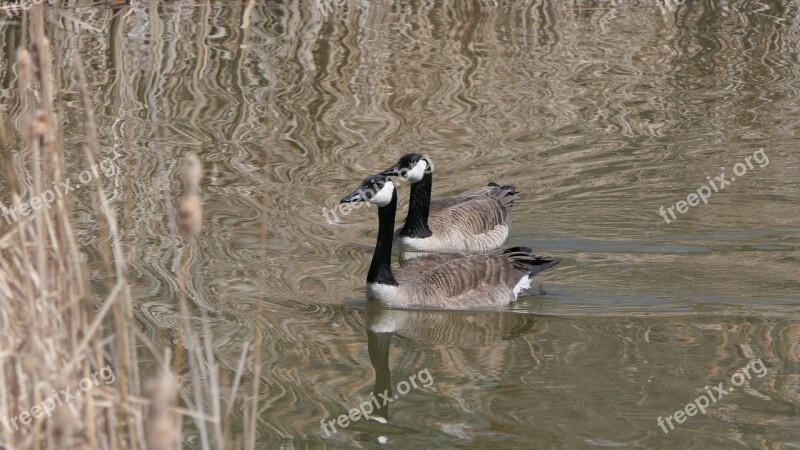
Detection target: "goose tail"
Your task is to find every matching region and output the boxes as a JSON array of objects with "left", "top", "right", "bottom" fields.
[
  {"left": 487, "top": 181, "right": 518, "bottom": 195},
  {"left": 487, "top": 181, "right": 518, "bottom": 207},
  {"left": 503, "top": 246, "right": 560, "bottom": 276}
]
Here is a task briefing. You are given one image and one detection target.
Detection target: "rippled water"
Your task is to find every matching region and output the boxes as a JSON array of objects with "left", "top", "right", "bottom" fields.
[{"left": 2, "top": 0, "right": 800, "bottom": 448}]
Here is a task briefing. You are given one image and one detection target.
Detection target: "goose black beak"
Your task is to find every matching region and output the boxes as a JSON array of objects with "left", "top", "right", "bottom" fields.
[
  {"left": 340, "top": 189, "right": 364, "bottom": 203},
  {"left": 380, "top": 164, "right": 401, "bottom": 177}
]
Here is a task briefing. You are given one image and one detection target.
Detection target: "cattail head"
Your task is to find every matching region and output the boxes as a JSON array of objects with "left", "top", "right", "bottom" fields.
[
  {"left": 22, "top": 354, "right": 38, "bottom": 374},
  {"left": 146, "top": 370, "right": 178, "bottom": 450},
  {"left": 179, "top": 193, "right": 202, "bottom": 237},
  {"left": 27, "top": 110, "right": 53, "bottom": 147},
  {"left": 50, "top": 377, "right": 76, "bottom": 445},
  {"left": 179, "top": 153, "right": 203, "bottom": 236},
  {"left": 16, "top": 48, "right": 31, "bottom": 83},
  {"left": 181, "top": 153, "right": 202, "bottom": 191}
]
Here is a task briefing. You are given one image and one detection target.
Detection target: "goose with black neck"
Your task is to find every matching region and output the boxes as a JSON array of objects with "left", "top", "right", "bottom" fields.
[
  {"left": 381, "top": 153, "right": 516, "bottom": 253},
  {"left": 341, "top": 174, "right": 560, "bottom": 309}
]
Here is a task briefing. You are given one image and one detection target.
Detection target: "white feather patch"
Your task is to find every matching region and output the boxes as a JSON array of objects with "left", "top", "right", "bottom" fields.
[
  {"left": 399, "top": 250, "right": 432, "bottom": 261},
  {"left": 369, "top": 180, "right": 395, "bottom": 206},
  {"left": 405, "top": 160, "right": 428, "bottom": 182},
  {"left": 400, "top": 224, "right": 508, "bottom": 253},
  {"left": 367, "top": 283, "right": 402, "bottom": 305},
  {"left": 512, "top": 274, "right": 532, "bottom": 298}
]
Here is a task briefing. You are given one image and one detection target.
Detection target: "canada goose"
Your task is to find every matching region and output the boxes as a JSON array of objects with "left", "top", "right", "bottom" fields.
[
  {"left": 341, "top": 174, "right": 559, "bottom": 309},
  {"left": 380, "top": 153, "right": 516, "bottom": 253}
]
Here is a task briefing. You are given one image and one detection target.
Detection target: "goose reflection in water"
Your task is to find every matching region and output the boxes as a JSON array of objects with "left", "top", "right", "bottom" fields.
[{"left": 359, "top": 302, "right": 538, "bottom": 441}]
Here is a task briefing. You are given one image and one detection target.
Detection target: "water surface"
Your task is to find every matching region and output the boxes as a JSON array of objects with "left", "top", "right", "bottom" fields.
[{"left": 1, "top": 0, "right": 799, "bottom": 448}]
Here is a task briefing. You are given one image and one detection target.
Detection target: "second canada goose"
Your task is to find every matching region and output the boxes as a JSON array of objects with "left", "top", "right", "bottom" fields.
[
  {"left": 341, "top": 174, "right": 559, "bottom": 309},
  {"left": 380, "top": 153, "right": 516, "bottom": 253}
]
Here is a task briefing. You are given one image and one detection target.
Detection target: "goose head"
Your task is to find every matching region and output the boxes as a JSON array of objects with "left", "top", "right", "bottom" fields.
[
  {"left": 340, "top": 174, "right": 395, "bottom": 207},
  {"left": 380, "top": 153, "right": 431, "bottom": 183}
]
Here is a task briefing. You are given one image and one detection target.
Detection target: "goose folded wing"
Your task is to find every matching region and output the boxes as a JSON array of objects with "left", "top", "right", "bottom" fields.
[
  {"left": 396, "top": 253, "right": 520, "bottom": 298},
  {"left": 428, "top": 196, "right": 509, "bottom": 235}
]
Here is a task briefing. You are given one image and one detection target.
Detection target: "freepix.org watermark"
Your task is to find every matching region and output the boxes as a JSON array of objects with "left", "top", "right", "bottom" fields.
[
  {"left": 322, "top": 192, "right": 374, "bottom": 224},
  {"left": 658, "top": 148, "right": 769, "bottom": 224},
  {"left": 1, "top": 0, "right": 45, "bottom": 18},
  {"left": 320, "top": 368, "right": 434, "bottom": 436},
  {"left": 656, "top": 0, "right": 685, "bottom": 14},
  {"left": 322, "top": 159, "right": 433, "bottom": 224},
  {"left": 1, "top": 157, "right": 117, "bottom": 225},
  {"left": 657, "top": 358, "right": 767, "bottom": 434},
  {"left": 2, "top": 365, "right": 116, "bottom": 434}
]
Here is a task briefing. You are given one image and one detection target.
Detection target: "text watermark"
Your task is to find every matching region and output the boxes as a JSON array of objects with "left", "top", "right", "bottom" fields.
[
  {"left": 1, "top": 0, "right": 46, "bottom": 18},
  {"left": 657, "top": 358, "right": 767, "bottom": 433},
  {"left": 1, "top": 157, "right": 117, "bottom": 225},
  {"left": 320, "top": 367, "right": 434, "bottom": 436},
  {"left": 2, "top": 365, "right": 116, "bottom": 434},
  {"left": 658, "top": 148, "right": 769, "bottom": 224}
]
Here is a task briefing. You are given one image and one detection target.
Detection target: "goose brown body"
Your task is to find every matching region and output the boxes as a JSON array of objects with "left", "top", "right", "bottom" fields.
[
  {"left": 368, "top": 248, "right": 557, "bottom": 308},
  {"left": 410, "top": 184, "right": 515, "bottom": 252}
]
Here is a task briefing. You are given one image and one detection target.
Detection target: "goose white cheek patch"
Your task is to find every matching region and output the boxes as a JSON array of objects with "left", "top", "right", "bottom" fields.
[
  {"left": 405, "top": 160, "right": 428, "bottom": 182},
  {"left": 369, "top": 181, "right": 395, "bottom": 206}
]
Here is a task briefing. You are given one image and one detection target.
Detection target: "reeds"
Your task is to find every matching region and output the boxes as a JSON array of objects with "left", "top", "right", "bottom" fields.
[
  {"left": 0, "top": 5, "right": 139, "bottom": 448},
  {"left": 0, "top": 4, "right": 255, "bottom": 449}
]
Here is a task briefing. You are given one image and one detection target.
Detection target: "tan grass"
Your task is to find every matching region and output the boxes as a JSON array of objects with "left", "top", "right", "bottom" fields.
[{"left": 0, "top": 4, "right": 256, "bottom": 449}]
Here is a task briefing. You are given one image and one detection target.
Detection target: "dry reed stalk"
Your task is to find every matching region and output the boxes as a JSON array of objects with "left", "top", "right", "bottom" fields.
[
  {"left": 72, "top": 53, "right": 137, "bottom": 449},
  {"left": 0, "top": 4, "right": 140, "bottom": 449},
  {"left": 248, "top": 19, "right": 276, "bottom": 448},
  {"left": 175, "top": 152, "right": 217, "bottom": 450},
  {"left": 177, "top": 150, "right": 231, "bottom": 448},
  {"left": 2, "top": 3, "right": 258, "bottom": 449}
]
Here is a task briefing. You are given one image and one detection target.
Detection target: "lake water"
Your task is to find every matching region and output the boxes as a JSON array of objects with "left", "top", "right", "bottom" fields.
[{"left": 2, "top": 0, "right": 799, "bottom": 448}]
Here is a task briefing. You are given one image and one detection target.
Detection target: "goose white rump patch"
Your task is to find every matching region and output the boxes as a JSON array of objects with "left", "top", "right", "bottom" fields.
[{"left": 512, "top": 274, "right": 532, "bottom": 298}]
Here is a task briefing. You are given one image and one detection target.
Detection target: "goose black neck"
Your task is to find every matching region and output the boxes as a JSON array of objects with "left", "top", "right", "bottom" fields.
[
  {"left": 367, "top": 190, "right": 399, "bottom": 286},
  {"left": 399, "top": 171, "right": 433, "bottom": 238}
]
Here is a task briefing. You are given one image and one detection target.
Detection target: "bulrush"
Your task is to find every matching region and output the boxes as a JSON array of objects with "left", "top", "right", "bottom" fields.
[
  {"left": 181, "top": 153, "right": 203, "bottom": 192},
  {"left": 16, "top": 48, "right": 31, "bottom": 82},
  {"left": 179, "top": 153, "right": 203, "bottom": 237},
  {"left": 180, "top": 194, "right": 203, "bottom": 237},
  {"left": 146, "top": 371, "right": 179, "bottom": 450}
]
